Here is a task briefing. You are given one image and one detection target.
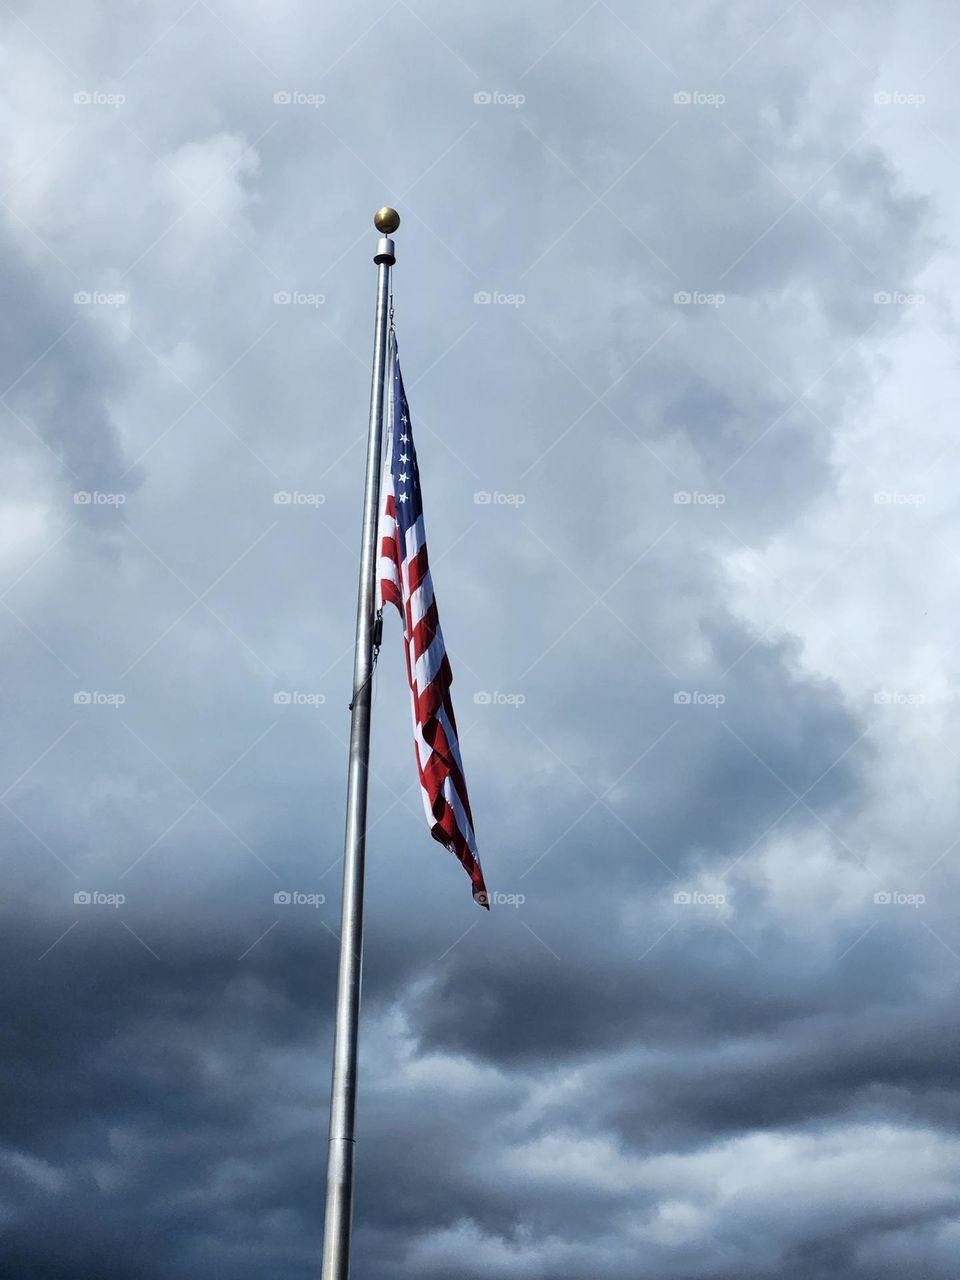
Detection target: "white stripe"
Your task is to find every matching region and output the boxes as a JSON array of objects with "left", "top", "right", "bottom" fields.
[
  {"left": 420, "top": 782, "right": 433, "bottom": 826},
  {"left": 399, "top": 562, "right": 428, "bottom": 629},
  {"left": 414, "top": 719, "right": 434, "bottom": 773},
  {"left": 379, "top": 503, "right": 398, "bottom": 597},
  {"left": 376, "top": 341, "right": 397, "bottom": 610},
  {"left": 407, "top": 576, "right": 434, "bottom": 631},
  {"left": 412, "top": 629, "right": 445, "bottom": 694},
  {"left": 442, "top": 775, "right": 478, "bottom": 857},
  {"left": 408, "top": 684, "right": 436, "bottom": 818},
  {"left": 435, "top": 701, "right": 466, "bottom": 780},
  {"left": 400, "top": 520, "right": 431, "bottom": 629},
  {"left": 379, "top": 558, "right": 401, "bottom": 595},
  {"left": 403, "top": 516, "right": 425, "bottom": 563},
  {"left": 412, "top": 705, "right": 478, "bottom": 858}
]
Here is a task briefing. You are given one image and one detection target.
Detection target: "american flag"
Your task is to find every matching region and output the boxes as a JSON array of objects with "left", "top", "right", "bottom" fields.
[{"left": 377, "top": 332, "right": 488, "bottom": 907}]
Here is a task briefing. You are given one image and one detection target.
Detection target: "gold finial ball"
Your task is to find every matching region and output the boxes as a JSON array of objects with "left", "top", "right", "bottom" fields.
[{"left": 374, "top": 207, "right": 400, "bottom": 234}]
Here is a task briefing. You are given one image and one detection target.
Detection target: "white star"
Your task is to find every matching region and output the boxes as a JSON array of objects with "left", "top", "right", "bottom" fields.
[
  {"left": 398, "top": 472, "right": 408, "bottom": 482},
  {"left": 398, "top": 492, "right": 408, "bottom": 503},
  {"left": 399, "top": 433, "right": 409, "bottom": 443},
  {"left": 399, "top": 453, "right": 409, "bottom": 463}
]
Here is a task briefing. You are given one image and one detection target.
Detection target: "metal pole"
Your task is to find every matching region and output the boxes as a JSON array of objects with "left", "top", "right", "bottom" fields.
[{"left": 321, "top": 208, "right": 399, "bottom": 1280}]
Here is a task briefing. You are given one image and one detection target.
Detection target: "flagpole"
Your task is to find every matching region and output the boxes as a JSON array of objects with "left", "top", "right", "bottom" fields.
[{"left": 321, "top": 207, "right": 399, "bottom": 1280}]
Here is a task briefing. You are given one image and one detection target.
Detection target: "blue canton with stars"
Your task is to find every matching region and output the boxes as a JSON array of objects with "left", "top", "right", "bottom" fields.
[{"left": 387, "top": 332, "right": 423, "bottom": 544}]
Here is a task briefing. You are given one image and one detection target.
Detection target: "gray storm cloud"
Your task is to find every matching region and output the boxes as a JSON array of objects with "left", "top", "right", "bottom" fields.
[{"left": 1, "top": 0, "right": 958, "bottom": 1276}]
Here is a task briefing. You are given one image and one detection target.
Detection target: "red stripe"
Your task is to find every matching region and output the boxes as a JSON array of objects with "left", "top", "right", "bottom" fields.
[
  {"left": 376, "top": 444, "right": 485, "bottom": 907},
  {"left": 381, "top": 580, "right": 403, "bottom": 612},
  {"left": 431, "top": 805, "right": 487, "bottom": 907},
  {"left": 410, "top": 598, "right": 440, "bottom": 662},
  {"left": 415, "top": 652, "right": 452, "bottom": 724},
  {"left": 406, "top": 545, "right": 431, "bottom": 596},
  {"left": 422, "top": 720, "right": 474, "bottom": 827}
]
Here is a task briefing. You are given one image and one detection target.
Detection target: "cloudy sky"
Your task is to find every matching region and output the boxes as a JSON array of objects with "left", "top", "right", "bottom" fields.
[{"left": 2, "top": 0, "right": 960, "bottom": 1275}]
